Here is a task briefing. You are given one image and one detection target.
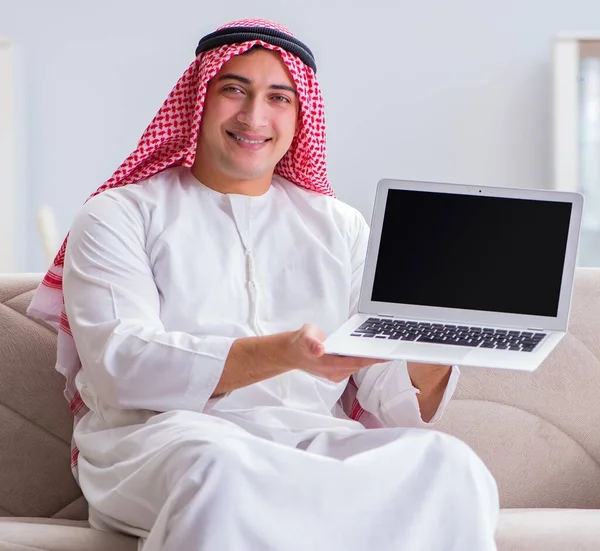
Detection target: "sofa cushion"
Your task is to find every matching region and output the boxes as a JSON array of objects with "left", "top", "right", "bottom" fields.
[
  {"left": 2, "top": 509, "right": 600, "bottom": 550},
  {"left": 0, "top": 518, "right": 137, "bottom": 551},
  {"left": 496, "top": 508, "right": 600, "bottom": 550},
  {"left": 0, "top": 275, "right": 85, "bottom": 519}
]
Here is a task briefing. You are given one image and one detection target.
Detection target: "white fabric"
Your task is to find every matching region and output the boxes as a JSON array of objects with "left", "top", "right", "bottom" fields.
[{"left": 62, "top": 167, "right": 497, "bottom": 550}]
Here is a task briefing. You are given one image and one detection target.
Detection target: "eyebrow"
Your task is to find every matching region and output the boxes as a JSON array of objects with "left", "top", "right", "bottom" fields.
[{"left": 217, "top": 73, "right": 297, "bottom": 95}]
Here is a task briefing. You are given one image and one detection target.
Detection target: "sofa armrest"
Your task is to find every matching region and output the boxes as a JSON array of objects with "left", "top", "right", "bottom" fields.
[{"left": 436, "top": 268, "right": 600, "bottom": 509}]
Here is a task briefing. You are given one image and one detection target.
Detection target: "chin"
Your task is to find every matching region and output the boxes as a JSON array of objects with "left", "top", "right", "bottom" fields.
[{"left": 226, "top": 164, "right": 272, "bottom": 181}]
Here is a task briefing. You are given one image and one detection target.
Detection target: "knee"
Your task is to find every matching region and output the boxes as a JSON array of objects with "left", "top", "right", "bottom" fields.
[{"left": 176, "top": 441, "right": 245, "bottom": 487}]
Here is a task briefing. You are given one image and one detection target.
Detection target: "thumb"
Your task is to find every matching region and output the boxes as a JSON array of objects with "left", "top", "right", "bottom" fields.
[{"left": 298, "top": 323, "right": 326, "bottom": 357}]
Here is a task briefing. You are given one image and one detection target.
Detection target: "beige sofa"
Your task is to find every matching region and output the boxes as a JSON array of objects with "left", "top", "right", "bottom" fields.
[{"left": 1, "top": 270, "right": 600, "bottom": 550}]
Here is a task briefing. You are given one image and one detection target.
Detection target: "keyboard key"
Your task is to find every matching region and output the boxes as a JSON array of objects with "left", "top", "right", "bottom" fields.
[
  {"left": 452, "top": 339, "right": 480, "bottom": 347},
  {"left": 521, "top": 339, "right": 538, "bottom": 346},
  {"left": 417, "top": 336, "right": 448, "bottom": 345}
]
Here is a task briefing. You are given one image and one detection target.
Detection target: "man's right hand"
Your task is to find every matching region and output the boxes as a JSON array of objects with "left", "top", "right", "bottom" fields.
[
  {"left": 283, "top": 323, "right": 386, "bottom": 383},
  {"left": 213, "top": 323, "right": 386, "bottom": 397}
]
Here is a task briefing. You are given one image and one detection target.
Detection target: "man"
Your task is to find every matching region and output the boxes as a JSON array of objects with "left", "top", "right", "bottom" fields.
[{"left": 28, "top": 18, "right": 499, "bottom": 551}]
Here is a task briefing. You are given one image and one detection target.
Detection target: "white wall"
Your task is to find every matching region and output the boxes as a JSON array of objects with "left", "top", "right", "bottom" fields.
[
  {"left": 2, "top": 0, "right": 600, "bottom": 270},
  {"left": 0, "top": 40, "right": 16, "bottom": 271}
]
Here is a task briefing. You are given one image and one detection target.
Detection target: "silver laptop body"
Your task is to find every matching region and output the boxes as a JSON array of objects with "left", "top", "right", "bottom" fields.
[{"left": 324, "top": 179, "right": 584, "bottom": 372}]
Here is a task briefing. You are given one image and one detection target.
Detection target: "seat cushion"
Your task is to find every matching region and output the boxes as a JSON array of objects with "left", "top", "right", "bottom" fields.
[
  {"left": 3, "top": 509, "right": 600, "bottom": 550},
  {"left": 497, "top": 508, "right": 600, "bottom": 550},
  {"left": 0, "top": 518, "right": 137, "bottom": 551}
]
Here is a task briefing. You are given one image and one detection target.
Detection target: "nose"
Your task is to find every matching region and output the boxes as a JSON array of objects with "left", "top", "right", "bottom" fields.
[{"left": 236, "top": 97, "right": 268, "bottom": 129}]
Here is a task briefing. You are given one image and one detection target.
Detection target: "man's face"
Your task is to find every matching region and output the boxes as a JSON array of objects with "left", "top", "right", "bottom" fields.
[{"left": 196, "top": 48, "right": 300, "bottom": 187}]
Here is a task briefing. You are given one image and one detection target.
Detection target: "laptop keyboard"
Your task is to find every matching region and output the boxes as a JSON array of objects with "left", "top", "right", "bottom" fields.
[{"left": 351, "top": 318, "right": 546, "bottom": 353}]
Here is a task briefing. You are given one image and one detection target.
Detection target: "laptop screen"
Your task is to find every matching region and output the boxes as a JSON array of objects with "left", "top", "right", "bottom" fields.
[{"left": 371, "top": 189, "right": 573, "bottom": 317}]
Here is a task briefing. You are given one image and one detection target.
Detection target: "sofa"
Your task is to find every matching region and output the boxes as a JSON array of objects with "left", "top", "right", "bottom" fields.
[{"left": 0, "top": 269, "right": 599, "bottom": 550}]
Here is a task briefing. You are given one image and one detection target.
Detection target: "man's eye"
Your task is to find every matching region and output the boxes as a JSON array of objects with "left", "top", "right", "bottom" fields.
[
  {"left": 223, "top": 86, "right": 243, "bottom": 94},
  {"left": 272, "top": 95, "right": 291, "bottom": 103}
]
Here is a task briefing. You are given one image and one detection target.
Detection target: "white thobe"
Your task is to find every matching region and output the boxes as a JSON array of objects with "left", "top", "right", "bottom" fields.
[{"left": 63, "top": 166, "right": 498, "bottom": 551}]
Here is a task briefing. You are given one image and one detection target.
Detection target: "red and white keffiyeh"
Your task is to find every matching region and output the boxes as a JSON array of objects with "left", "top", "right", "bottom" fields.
[{"left": 27, "top": 18, "right": 381, "bottom": 474}]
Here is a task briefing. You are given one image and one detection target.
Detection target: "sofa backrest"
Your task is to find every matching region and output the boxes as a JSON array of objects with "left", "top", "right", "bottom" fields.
[
  {"left": 437, "top": 267, "right": 600, "bottom": 508},
  {"left": 0, "top": 275, "right": 86, "bottom": 520}
]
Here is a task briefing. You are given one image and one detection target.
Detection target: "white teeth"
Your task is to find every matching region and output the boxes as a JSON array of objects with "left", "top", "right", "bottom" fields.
[{"left": 230, "top": 133, "right": 268, "bottom": 144}]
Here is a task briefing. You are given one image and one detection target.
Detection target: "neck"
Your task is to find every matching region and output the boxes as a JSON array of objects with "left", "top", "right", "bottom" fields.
[{"left": 191, "top": 161, "right": 273, "bottom": 197}]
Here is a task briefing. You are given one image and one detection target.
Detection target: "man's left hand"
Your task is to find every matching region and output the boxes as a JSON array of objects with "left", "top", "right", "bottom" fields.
[{"left": 407, "top": 362, "right": 453, "bottom": 423}]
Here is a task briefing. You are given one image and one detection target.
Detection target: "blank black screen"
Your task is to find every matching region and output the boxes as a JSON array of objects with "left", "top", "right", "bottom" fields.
[{"left": 371, "top": 190, "right": 572, "bottom": 317}]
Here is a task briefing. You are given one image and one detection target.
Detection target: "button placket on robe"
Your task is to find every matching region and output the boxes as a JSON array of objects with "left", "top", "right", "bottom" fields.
[{"left": 228, "top": 195, "right": 290, "bottom": 399}]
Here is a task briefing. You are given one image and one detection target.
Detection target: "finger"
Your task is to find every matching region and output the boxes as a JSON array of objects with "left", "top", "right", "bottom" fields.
[
  {"left": 311, "top": 341, "right": 325, "bottom": 358},
  {"left": 299, "top": 324, "right": 326, "bottom": 357}
]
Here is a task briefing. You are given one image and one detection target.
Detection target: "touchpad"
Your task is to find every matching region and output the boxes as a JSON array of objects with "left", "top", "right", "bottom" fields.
[{"left": 392, "top": 342, "right": 471, "bottom": 364}]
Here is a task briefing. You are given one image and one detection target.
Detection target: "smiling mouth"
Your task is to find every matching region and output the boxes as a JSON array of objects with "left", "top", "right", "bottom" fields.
[{"left": 227, "top": 131, "right": 271, "bottom": 144}]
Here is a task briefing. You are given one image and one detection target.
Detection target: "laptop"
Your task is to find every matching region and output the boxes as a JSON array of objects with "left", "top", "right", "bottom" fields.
[{"left": 324, "top": 179, "right": 584, "bottom": 371}]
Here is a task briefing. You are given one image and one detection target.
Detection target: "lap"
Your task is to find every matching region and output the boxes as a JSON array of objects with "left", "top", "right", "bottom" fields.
[
  {"left": 75, "top": 408, "right": 469, "bottom": 480},
  {"left": 74, "top": 409, "right": 491, "bottom": 538}
]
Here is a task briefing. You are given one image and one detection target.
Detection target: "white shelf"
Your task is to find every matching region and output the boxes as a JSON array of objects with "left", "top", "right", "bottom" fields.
[{"left": 557, "top": 32, "right": 600, "bottom": 41}]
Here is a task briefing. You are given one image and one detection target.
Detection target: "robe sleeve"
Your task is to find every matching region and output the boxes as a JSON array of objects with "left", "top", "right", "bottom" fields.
[
  {"left": 347, "top": 210, "right": 460, "bottom": 427},
  {"left": 63, "top": 192, "right": 234, "bottom": 413}
]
